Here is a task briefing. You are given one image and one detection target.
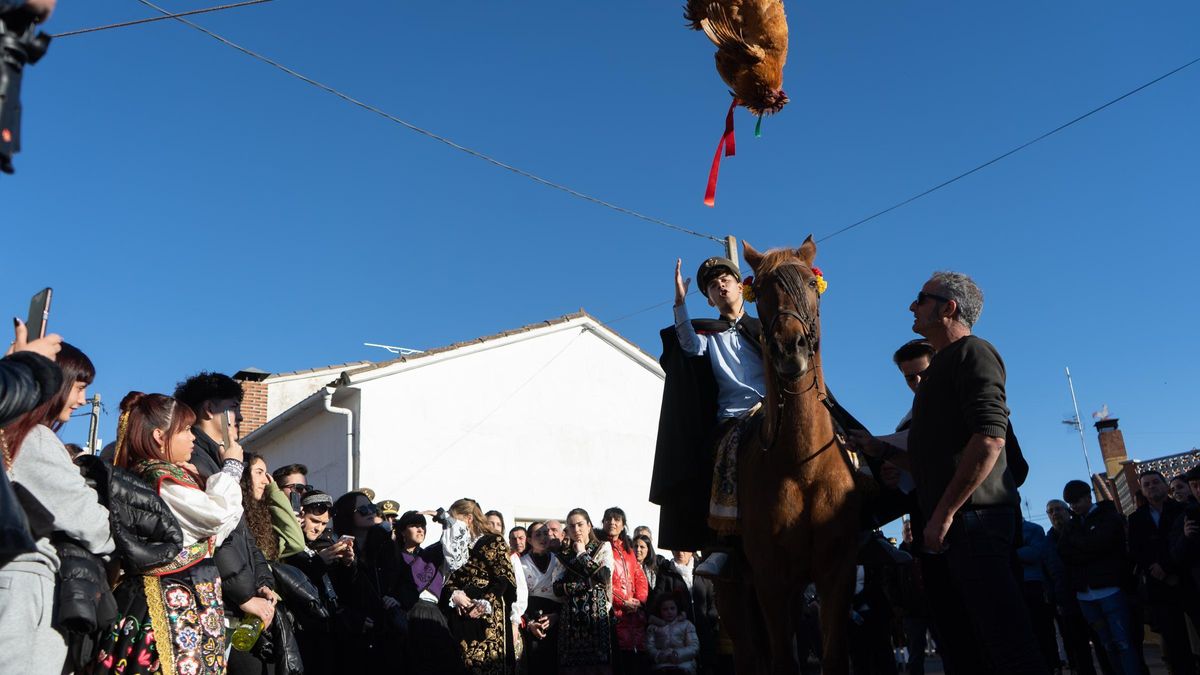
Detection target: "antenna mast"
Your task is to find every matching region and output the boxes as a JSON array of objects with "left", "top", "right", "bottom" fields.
[{"left": 1065, "top": 367, "right": 1096, "bottom": 479}]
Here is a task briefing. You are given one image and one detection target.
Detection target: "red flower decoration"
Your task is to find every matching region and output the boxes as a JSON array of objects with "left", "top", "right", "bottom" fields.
[{"left": 811, "top": 266, "right": 823, "bottom": 277}]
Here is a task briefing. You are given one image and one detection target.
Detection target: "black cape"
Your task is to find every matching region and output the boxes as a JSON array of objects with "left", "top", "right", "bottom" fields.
[{"left": 649, "top": 316, "right": 761, "bottom": 552}]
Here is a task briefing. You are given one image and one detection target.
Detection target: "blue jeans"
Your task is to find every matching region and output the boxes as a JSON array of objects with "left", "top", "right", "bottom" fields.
[{"left": 1078, "top": 590, "right": 1144, "bottom": 675}]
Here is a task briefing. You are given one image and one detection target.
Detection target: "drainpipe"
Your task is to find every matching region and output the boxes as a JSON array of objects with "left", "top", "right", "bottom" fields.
[{"left": 322, "top": 387, "right": 356, "bottom": 494}]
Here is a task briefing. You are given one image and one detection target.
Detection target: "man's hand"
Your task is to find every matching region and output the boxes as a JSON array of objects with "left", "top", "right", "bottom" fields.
[
  {"left": 382, "top": 595, "right": 400, "bottom": 611},
  {"left": 219, "top": 437, "right": 245, "bottom": 464},
  {"left": 1149, "top": 563, "right": 1167, "bottom": 581},
  {"left": 7, "top": 319, "right": 62, "bottom": 360},
  {"left": 467, "top": 604, "right": 485, "bottom": 619},
  {"left": 674, "top": 259, "right": 692, "bottom": 307},
  {"left": 625, "top": 598, "right": 642, "bottom": 611},
  {"left": 317, "top": 545, "right": 343, "bottom": 566},
  {"left": 879, "top": 462, "right": 903, "bottom": 490},
  {"left": 923, "top": 510, "right": 952, "bottom": 553},
  {"left": 1185, "top": 517, "right": 1199, "bottom": 538},
  {"left": 24, "top": 0, "right": 55, "bottom": 22},
  {"left": 846, "top": 429, "right": 882, "bottom": 458}
]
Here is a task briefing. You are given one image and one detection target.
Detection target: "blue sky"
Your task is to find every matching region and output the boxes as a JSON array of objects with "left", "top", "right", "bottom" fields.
[{"left": 5, "top": 1, "right": 1199, "bottom": 531}]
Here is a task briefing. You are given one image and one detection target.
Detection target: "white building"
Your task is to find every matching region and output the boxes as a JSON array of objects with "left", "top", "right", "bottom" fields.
[{"left": 239, "top": 312, "right": 665, "bottom": 533}]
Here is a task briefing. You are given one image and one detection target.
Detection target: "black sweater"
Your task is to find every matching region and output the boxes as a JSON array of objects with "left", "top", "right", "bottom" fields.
[{"left": 908, "top": 335, "right": 1020, "bottom": 516}]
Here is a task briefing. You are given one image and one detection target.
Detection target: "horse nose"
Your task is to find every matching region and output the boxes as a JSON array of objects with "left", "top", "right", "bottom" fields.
[
  {"left": 790, "top": 334, "right": 807, "bottom": 354},
  {"left": 774, "top": 334, "right": 805, "bottom": 355}
]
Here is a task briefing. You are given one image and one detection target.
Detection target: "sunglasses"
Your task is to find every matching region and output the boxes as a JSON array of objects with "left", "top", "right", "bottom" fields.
[
  {"left": 915, "top": 291, "right": 950, "bottom": 306},
  {"left": 354, "top": 504, "right": 379, "bottom": 517},
  {"left": 284, "top": 483, "right": 314, "bottom": 494},
  {"left": 303, "top": 503, "right": 331, "bottom": 516}
]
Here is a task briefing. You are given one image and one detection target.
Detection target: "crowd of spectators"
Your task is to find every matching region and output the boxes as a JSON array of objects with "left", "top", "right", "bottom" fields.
[
  {"left": 9, "top": 263, "right": 1200, "bottom": 675},
  {"left": 0, "top": 323, "right": 728, "bottom": 674}
]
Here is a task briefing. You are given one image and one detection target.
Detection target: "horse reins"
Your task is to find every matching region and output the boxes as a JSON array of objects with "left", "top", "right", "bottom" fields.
[{"left": 754, "top": 262, "right": 826, "bottom": 454}]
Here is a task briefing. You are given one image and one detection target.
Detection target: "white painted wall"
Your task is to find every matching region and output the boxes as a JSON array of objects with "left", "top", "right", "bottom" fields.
[
  {"left": 352, "top": 324, "right": 664, "bottom": 534},
  {"left": 265, "top": 367, "right": 360, "bottom": 420},
  {"left": 248, "top": 400, "right": 352, "bottom": 496}
]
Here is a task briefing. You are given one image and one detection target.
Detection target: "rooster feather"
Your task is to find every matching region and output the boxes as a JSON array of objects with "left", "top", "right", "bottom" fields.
[{"left": 685, "top": 0, "right": 789, "bottom": 116}]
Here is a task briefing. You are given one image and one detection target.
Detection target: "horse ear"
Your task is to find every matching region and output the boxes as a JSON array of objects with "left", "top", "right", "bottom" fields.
[
  {"left": 796, "top": 235, "right": 817, "bottom": 267},
  {"left": 742, "top": 240, "right": 763, "bottom": 272}
]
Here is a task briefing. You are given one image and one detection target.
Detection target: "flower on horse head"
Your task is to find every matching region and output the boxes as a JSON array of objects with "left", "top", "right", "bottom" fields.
[
  {"left": 741, "top": 276, "right": 756, "bottom": 303},
  {"left": 811, "top": 267, "right": 828, "bottom": 295}
]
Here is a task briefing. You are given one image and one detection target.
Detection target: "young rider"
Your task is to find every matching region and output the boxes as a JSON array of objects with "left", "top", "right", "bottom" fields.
[{"left": 650, "top": 256, "right": 765, "bottom": 577}]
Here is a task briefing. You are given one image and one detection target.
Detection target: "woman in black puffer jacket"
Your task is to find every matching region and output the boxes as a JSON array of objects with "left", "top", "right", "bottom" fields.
[{"left": 63, "top": 455, "right": 186, "bottom": 672}]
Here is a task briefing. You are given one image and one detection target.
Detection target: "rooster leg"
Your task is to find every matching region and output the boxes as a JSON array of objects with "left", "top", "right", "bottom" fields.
[{"left": 683, "top": 0, "right": 709, "bottom": 30}]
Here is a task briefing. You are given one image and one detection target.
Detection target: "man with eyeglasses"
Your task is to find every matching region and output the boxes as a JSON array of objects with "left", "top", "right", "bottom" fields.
[
  {"left": 863, "top": 271, "right": 1042, "bottom": 674},
  {"left": 273, "top": 463, "right": 310, "bottom": 498}
]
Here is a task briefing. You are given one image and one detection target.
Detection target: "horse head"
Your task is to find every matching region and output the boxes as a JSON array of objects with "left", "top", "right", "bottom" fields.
[{"left": 743, "top": 236, "right": 822, "bottom": 382}]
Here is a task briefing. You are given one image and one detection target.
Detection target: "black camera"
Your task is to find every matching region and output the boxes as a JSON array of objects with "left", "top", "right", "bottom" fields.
[{"left": 0, "top": 9, "right": 50, "bottom": 174}]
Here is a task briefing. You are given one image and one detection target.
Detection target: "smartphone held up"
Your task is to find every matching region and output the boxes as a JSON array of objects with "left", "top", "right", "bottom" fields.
[{"left": 25, "top": 287, "right": 50, "bottom": 339}]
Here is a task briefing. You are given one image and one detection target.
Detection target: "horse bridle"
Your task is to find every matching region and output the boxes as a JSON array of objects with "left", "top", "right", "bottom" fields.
[
  {"left": 754, "top": 262, "right": 823, "bottom": 451},
  {"left": 755, "top": 262, "right": 821, "bottom": 375}
]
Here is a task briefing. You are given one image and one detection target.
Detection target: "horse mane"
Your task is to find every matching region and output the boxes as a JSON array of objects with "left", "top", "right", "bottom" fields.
[
  {"left": 753, "top": 248, "right": 817, "bottom": 320},
  {"left": 751, "top": 247, "right": 807, "bottom": 276}
]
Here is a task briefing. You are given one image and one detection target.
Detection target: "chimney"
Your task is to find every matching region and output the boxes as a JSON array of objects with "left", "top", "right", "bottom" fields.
[
  {"left": 235, "top": 368, "right": 271, "bottom": 437},
  {"left": 1095, "top": 418, "right": 1128, "bottom": 478}
]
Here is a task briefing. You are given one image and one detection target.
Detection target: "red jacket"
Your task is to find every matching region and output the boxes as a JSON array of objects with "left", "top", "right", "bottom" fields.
[{"left": 610, "top": 537, "right": 649, "bottom": 650}]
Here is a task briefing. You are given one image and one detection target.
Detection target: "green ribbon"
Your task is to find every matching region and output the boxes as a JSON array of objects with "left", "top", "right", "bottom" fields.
[{"left": 755, "top": 115, "right": 763, "bottom": 138}]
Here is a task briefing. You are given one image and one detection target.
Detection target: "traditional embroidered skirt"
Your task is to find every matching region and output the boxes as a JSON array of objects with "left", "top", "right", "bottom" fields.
[
  {"left": 93, "top": 560, "right": 226, "bottom": 675},
  {"left": 708, "top": 405, "right": 761, "bottom": 535},
  {"left": 558, "top": 585, "right": 612, "bottom": 668}
]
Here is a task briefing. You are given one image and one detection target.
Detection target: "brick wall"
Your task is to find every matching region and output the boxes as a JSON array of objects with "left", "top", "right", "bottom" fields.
[
  {"left": 1095, "top": 419, "right": 1128, "bottom": 478},
  {"left": 239, "top": 379, "right": 268, "bottom": 437}
]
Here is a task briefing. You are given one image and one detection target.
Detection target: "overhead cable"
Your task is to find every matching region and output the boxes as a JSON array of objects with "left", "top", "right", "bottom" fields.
[
  {"left": 53, "top": 0, "right": 273, "bottom": 38},
  {"left": 818, "top": 54, "right": 1200, "bottom": 243},
  {"left": 133, "top": 0, "right": 724, "bottom": 243}
]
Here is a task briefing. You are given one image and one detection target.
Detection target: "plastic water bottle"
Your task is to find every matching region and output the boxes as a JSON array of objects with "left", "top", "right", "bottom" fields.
[{"left": 230, "top": 615, "right": 264, "bottom": 651}]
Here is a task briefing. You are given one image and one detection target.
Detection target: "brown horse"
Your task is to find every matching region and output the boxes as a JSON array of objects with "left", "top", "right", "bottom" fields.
[{"left": 716, "top": 236, "right": 862, "bottom": 675}]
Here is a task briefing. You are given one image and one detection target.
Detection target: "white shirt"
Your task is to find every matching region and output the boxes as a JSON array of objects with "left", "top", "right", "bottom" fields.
[
  {"left": 521, "top": 552, "right": 565, "bottom": 602},
  {"left": 673, "top": 556, "right": 696, "bottom": 591},
  {"left": 158, "top": 461, "right": 243, "bottom": 547},
  {"left": 673, "top": 304, "right": 764, "bottom": 419},
  {"left": 510, "top": 552, "right": 529, "bottom": 622}
]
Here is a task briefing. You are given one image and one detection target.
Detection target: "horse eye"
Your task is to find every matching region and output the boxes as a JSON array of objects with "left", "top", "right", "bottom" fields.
[{"left": 808, "top": 278, "right": 817, "bottom": 288}]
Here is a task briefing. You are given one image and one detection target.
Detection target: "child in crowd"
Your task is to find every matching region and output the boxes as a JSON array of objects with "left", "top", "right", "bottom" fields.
[{"left": 646, "top": 593, "right": 700, "bottom": 674}]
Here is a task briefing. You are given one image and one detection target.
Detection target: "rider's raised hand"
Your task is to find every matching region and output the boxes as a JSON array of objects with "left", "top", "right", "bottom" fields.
[{"left": 674, "top": 259, "right": 691, "bottom": 307}]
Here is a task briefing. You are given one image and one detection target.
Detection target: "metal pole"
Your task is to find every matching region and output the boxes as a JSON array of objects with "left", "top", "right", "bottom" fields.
[
  {"left": 1065, "top": 367, "right": 1097, "bottom": 481},
  {"left": 87, "top": 393, "right": 101, "bottom": 454},
  {"left": 724, "top": 235, "right": 738, "bottom": 272}
]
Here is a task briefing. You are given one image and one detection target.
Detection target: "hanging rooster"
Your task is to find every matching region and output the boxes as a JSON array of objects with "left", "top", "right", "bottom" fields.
[{"left": 685, "top": 0, "right": 790, "bottom": 116}]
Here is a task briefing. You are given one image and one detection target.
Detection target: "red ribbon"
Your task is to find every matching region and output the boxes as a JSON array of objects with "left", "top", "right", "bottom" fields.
[{"left": 703, "top": 98, "right": 739, "bottom": 207}]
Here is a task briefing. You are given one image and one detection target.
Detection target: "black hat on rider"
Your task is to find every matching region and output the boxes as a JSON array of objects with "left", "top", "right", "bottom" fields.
[{"left": 697, "top": 257, "right": 741, "bottom": 289}]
